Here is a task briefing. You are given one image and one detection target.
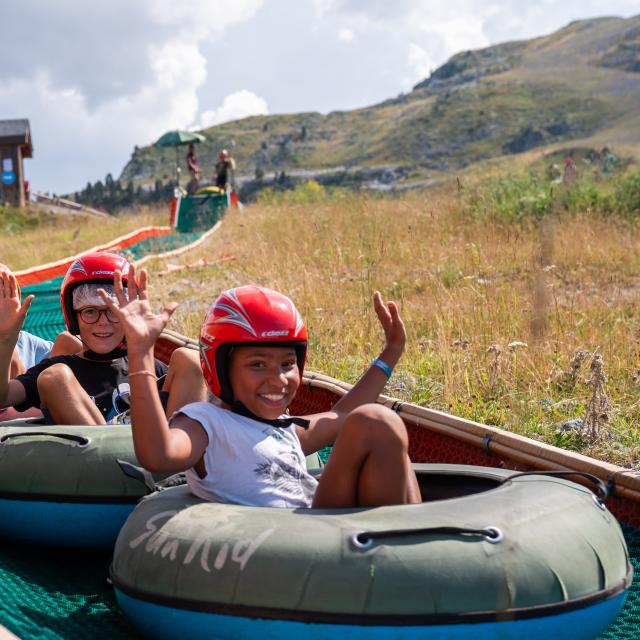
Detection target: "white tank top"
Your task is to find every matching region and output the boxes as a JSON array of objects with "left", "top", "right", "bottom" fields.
[{"left": 177, "top": 402, "right": 318, "bottom": 508}]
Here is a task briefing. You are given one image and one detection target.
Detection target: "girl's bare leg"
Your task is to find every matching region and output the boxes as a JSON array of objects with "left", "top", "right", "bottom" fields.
[
  {"left": 162, "top": 347, "right": 207, "bottom": 417},
  {"left": 37, "top": 363, "right": 105, "bottom": 424},
  {"left": 312, "top": 403, "right": 421, "bottom": 508}
]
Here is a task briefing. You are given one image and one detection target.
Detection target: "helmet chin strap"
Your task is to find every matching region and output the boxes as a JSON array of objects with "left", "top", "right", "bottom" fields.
[
  {"left": 83, "top": 347, "right": 128, "bottom": 361},
  {"left": 229, "top": 400, "right": 309, "bottom": 429}
]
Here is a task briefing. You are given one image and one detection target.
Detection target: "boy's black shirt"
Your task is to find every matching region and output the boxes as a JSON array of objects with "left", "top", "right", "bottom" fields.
[{"left": 14, "top": 354, "right": 167, "bottom": 420}]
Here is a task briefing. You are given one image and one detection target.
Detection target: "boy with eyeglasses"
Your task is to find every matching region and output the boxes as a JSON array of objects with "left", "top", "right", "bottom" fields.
[{"left": 0, "top": 252, "right": 206, "bottom": 425}]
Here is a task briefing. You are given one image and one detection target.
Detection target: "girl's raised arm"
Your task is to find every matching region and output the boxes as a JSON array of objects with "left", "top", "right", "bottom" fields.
[
  {"left": 297, "top": 291, "right": 406, "bottom": 453},
  {"left": 98, "top": 266, "right": 207, "bottom": 472}
]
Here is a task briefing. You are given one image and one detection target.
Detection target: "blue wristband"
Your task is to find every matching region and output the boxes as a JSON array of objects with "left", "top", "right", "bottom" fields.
[{"left": 372, "top": 358, "right": 392, "bottom": 379}]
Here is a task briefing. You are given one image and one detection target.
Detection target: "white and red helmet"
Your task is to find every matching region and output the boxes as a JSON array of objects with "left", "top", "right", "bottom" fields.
[
  {"left": 60, "top": 251, "right": 130, "bottom": 335},
  {"left": 199, "top": 285, "right": 308, "bottom": 403}
]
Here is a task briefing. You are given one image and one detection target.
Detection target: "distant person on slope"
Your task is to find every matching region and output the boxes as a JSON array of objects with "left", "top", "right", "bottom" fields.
[
  {"left": 186, "top": 143, "right": 201, "bottom": 194},
  {"left": 0, "top": 252, "right": 206, "bottom": 425},
  {"left": 562, "top": 156, "right": 577, "bottom": 183},
  {"left": 601, "top": 147, "right": 618, "bottom": 174},
  {"left": 214, "top": 149, "right": 235, "bottom": 191}
]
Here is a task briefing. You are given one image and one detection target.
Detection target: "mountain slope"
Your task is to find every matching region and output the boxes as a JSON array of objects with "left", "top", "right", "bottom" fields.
[{"left": 119, "top": 15, "right": 640, "bottom": 194}]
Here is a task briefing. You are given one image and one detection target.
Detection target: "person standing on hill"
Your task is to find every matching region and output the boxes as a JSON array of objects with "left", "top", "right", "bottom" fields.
[
  {"left": 214, "top": 149, "right": 235, "bottom": 191},
  {"left": 562, "top": 156, "right": 577, "bottom": 183},
  {"left": 601, "top": 147, "right": 618, "bottom": 174},
  {"left": 186, "top": 144, "right": 201, "bottom": 194}
]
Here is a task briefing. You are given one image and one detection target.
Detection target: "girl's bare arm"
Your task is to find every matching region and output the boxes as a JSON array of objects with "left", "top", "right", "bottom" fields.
[
  {"left": 297, "top": 291, "right": 406, "bottom": 454},
  {"left": 99, "top": 266, "right": 207, "bottom": 471}
]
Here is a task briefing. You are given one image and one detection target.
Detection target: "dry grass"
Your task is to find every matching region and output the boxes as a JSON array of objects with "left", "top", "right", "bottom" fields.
[
  {"left": 6, "top": 190, "right": 640, "bottom": 466},
  {"left": 0, "top": 206, "right": 167, "bottom": 270},
  {"left": 141, "top": 188, "right": 640, "bottom": 466}
]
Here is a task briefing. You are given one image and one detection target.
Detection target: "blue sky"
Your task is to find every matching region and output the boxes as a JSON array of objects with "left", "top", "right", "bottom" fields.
[{"left": 1, "top": 0, "right": 638, "bottom": 194}]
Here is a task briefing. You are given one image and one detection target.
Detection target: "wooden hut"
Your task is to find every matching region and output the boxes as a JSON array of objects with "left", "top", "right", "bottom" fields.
[{"left": 0, "top": 119, "right": 33, "bottom": 208}]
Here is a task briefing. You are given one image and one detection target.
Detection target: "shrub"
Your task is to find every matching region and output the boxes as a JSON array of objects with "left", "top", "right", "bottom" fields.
[
  {"left": 613, "top": 171, "right": 640, "bottom": 216},
  {"left": 257, "top": 180, "right": 346, "bottom": 206},
  {"left": 466, "top": 174, "right": 553, "bottom": 222},
  {"left": 464, "top": 167, "right": 633, "bottom": 222},
  {"left": 0, "top": 206, "right": 46, "bottom": 234}
]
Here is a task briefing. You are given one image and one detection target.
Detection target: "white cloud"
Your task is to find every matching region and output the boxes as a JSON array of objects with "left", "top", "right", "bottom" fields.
[
  {"left": 407, "top": 42, "right": 435, "bottom": 83},
  {"left": 416, "top": 16, "right": 490, "bottom": 53},
  {"left": 0, "top": 0, "right": 265, "bottom": 192},
  {"left": 338, "top": 28, "right": 355, "bottom": 42},
  {"left": 149, "top": 0, "right": 264, "bottom": 36},
  {"left": 198, "top": 90, "right": 269, "bottom": 129},
  {"left": 149, "top": 41, "right": 208, "bottom": 92}
]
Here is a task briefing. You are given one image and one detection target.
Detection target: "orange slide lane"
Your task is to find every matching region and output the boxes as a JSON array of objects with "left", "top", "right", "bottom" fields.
[{"left": 15, "top": 226, "right": 173, "bottom": 286}]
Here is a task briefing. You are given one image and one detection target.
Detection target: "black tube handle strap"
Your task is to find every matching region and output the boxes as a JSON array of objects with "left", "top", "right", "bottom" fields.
[
  {"left": 116, "top": 460, "right": 187, "bottom": 494},
  {"left": 116, "top": 460, "right": 156, "bottom": 494},
  {"left": 351, "top": 525, "right": 503, "bottom": 550},
  {"left": 0, "top": 432, "right": 91, "bottom": 447}
]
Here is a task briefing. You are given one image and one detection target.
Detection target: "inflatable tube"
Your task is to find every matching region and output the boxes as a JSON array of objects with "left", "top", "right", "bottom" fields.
[
  {"left": 0, "top": 420, "right": 324, "bottom": 550},
  {"left": 194, "top": 186, "right": 225, "bottom": 195},
  {"left": 0, "top": 424, "right": 150, "bottom": 548},
  {"left": 111, "top": 464, "right": 631, "bottom": 640}
]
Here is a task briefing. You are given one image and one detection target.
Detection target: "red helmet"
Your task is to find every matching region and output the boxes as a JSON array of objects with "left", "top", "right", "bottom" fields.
[
  {"left": 60, "top": 251, "right": 130, "bottom": 335},
  {"left": 199, "top": 285, "right": 308, "bottom": 403}
]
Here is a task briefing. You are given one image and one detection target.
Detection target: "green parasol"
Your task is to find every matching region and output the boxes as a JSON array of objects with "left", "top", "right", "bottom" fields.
[{"left": 154, "top": 130, "right": 206, "bottom": 186}]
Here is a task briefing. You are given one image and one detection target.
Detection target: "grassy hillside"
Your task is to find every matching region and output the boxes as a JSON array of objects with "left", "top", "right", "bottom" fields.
[
  {"left": 127, "top": 163, "right": 640, "bottom": 467},
  {"left": 119, "top": 15, "right": 640, "bottom": 196},
  {"left": 6, "top": 156, "right": 640, "bottom": 466},
  {"left": 136, "top": 171, "right": 640, "bottom": 467},
  {"left": 0, "top": 206, "right": 166, "bottom": 270}
]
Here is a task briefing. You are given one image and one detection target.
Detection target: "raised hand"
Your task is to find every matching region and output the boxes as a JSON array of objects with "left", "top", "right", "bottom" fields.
[
  {"left": 373, "top": 291, "right": 406, "bottom": 359},
  {"left": 0, "top": 270, "right": 33, "bottom": 340},
  {"left": 98, "top": 265, "right": 178, "bottom": 356}
]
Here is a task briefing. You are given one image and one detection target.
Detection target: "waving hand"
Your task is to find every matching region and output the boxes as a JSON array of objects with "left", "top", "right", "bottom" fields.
[
  {"left": 0, "top": 270, "right": 33, "bottom": 340},
  {"left": 372, "top": 291, "right": 406, "bottom": 360},
  {"left": 98, "top": 265, "right": 178, "bottom": 357}
]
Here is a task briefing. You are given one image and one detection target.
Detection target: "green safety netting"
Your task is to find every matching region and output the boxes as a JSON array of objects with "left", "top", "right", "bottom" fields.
[
  {"left": 0, "top": 544, "right": 140, "bottom": 639},
  {"left": 175, "top": 194, "right": 226, "bottom": 233},
  {"left": 19, "top": 192, "right": 225, "bottom": 342},
  {"left": 21, "top": 277, "right": 65, "bottom": 342},
  {"left": 601, "top": 525, "right": 640, "bottom": 639},
  {"left": 20, "top": 231, "right": 205, "bottom": 342},
  {"left": 0, "top": 525, "right": 639, "bottom": 639},
  {"left": 118, "top": 230, "right": 203, "bottom": 261},
  {"left": 5, "top": 197, "right": 640, "bottom": 638}
]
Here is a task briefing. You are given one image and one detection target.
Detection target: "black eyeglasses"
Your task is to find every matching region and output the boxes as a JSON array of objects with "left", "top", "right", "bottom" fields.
[{"left": 76, "top": 307, "right": 119, "bottom": 324}]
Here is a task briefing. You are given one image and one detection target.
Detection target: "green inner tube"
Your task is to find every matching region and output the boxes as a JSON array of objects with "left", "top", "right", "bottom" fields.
[{"left": 110, "top": 465, "right": 631, "bottom": 623}]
